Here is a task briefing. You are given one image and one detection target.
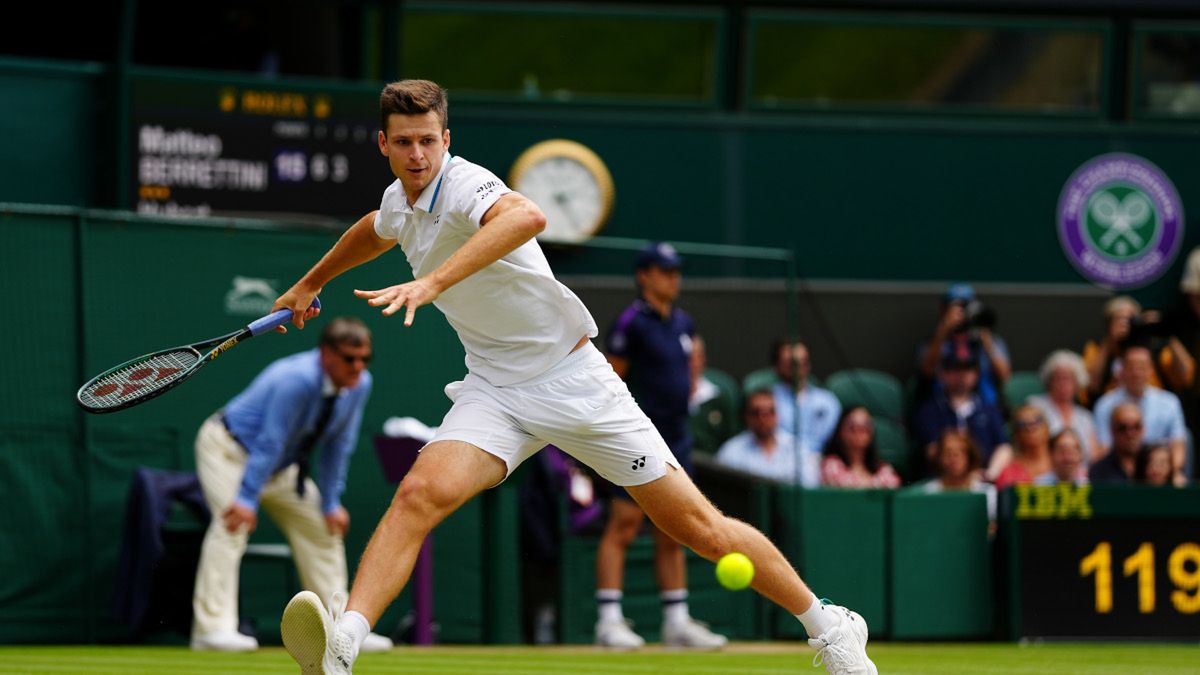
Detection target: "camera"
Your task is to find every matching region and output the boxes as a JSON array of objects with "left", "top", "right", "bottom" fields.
[
  {"left": 1124, "top": 314, "right": 1171, "bottom": 350},
  {"left": 953, "top": 299, "right": 996, "bottom": 331}
]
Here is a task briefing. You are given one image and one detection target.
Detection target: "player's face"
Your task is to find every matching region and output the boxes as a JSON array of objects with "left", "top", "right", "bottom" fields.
[
  {"left": 379, "top": 112, "right": 450, "bottom": 200},
  {"left": 321, "top": 342, "right": 372, "bottom": 389}
]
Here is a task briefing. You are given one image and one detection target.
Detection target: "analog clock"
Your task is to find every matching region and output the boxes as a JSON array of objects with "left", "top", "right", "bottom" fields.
[{"left": 509, "top": 139, "right": 614, "bottom": 244}]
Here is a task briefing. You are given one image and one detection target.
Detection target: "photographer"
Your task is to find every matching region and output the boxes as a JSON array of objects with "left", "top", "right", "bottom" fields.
[
  {"left": 917, "top": 283, "right": 1012, "bottom": 409},
  {"left": 1080, "top": 296, "right": 1193, "bottom": 407}
]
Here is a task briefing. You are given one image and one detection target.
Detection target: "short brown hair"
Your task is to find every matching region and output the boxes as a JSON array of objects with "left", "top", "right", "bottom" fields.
[
  {"left": 380, "top": 79, "right": 448, "bottom": 133},
  {"left": 319, "top": 316, "right": 371, "bottom": 349}
]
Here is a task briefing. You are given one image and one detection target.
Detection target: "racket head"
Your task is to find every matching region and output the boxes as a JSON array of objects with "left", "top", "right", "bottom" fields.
[{"left": 76, "top": 347, "right": 204, "bottom": 413}]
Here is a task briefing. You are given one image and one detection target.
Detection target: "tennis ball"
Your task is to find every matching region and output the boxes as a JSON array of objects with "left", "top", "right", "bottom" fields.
[{"left": 716, "top": 552, "right": 754, "bottom": 591}]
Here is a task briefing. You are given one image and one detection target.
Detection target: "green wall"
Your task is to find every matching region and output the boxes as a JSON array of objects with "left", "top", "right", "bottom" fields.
[{"left": 0, "top": 207, "right": 491, "bottom": 644}]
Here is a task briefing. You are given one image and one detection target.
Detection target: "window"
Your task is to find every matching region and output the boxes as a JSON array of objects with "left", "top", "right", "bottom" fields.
[
  {"left": 748, "top": 12, "right": 1107, "bottom": 115},
  {"left": 400, "top": 3, "right": 722, "bottom": 106}
]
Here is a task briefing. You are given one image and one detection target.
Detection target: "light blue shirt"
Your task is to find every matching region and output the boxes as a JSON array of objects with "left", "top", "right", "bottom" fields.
[
  {"left": 223, "top": 349, "right": 371, "bottom": 514},
  {"left": 772, "top": 382, "right": 841, "bottom": 456},
  {"left": 1093, "top": 385, "right": 1186, "bottom": 449},
  {"left": 715, "top": 429, "right": 819, "bottom": 487}
]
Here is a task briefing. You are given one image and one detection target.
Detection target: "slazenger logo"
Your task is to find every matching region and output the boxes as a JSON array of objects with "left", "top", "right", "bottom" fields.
[
  {"left": 1057, "top": 153, "right": 1185, "bottom": 289},
  {"left": 224, "top": 276, "right": 279, "bottom": 316}
]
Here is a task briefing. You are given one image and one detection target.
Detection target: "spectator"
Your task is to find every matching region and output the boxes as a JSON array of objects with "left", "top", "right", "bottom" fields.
[
  {"left": 919, "top": 429, "right": 997, "bottom": 527},
  {"left": 766, "top": 340, "right": 841, "bottom": 459},
  {"left": 994, "top": 404, "right": 1054, "bottom": 489},
  {"left": 1134, "top": 444, "right": 1176, "bottom": 487},
  {"left": 1027, "top": 350, "right": 1101, "bottom": 463},
  {"left": 1093, "top": 344, "right": 1188, "bottom": 486},
  {"left": 1162, "top": 247, "right": 1200, "bottom": 472},
  {"left": 916, "top": 283, "right": 1011, "bottom": 409},
  {"left": 913, "top": 351, "right": 1013, "bottom": 481},
  {"left": 1081, "top": 295, "right": 1193, "bottom": 406},
  {"left": 820, "top": 406, "right": 901, "bottom": 489},
  {"left": 593, "top": 242, "right": 726, "bottom": 650},
  {"left": 190, "top": 317, "right": 391, "bottom": 653},
  {"left": 715, "top": 389, "right": 806, "bottom": 484},
  {"left": 688, "top": 335, "right": 739, "bottom": 457},
  {"left": 1088, "top": 402, "right": 1144, "bottom": 484},
  {"left": 1036, "top": 429, "right": 1089, "bottom": 486}
]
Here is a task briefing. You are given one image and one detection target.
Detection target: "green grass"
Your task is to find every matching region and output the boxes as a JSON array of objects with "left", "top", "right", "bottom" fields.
[{"left": 1, "top": 642, "right": 1198, "bottom": 674}]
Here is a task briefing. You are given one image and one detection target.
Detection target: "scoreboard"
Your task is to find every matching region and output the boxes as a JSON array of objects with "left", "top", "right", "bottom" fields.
[
  {"left": 129, "top": 71, "right": 394, "bottom": 222},
  {"left": 1006, "top": 483, "right": 1200, "bottom": 639}
]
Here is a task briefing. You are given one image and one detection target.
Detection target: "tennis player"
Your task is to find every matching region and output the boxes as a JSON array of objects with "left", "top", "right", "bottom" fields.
[{"left": 275, "top": 79, "right": 876, "bottom": 675}]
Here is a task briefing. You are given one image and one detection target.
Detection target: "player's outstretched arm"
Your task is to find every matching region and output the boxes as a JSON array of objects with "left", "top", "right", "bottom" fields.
[
  {"left": 355, "top": 193, "right": 546, "bottom": 326},
  {"left": 274, "top": 210, "right": 395, "bottom": 330}
]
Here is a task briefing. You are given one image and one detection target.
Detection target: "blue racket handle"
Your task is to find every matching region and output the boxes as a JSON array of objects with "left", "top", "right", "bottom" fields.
[{"left": 248, "top": 297, "right": 321, "bottom": 336}]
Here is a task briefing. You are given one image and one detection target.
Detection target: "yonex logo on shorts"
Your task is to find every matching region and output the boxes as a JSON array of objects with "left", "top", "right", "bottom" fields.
[
  {"left": 632, "top": 456, "right": 646, "bottom": 471},
  {"left": 1057, "top": 152, "right": 1185, "bottom": 289}
]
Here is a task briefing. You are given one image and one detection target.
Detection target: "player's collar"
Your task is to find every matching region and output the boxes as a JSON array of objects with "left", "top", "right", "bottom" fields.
[{"left": 412, "top": 152, "right": 453, "bottom": 213}]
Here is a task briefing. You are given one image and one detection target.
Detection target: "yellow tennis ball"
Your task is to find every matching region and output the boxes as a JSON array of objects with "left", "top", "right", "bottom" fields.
[{"left": 716, "top": 552, "right": 754, "bottom": 590}]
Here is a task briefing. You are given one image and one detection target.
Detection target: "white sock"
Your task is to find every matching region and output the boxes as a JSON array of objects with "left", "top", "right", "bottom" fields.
[
  {"left": 796, "top": 595, "right": 838, "bottom": 639},
  {"left": 597, "top": 589, "right": 624, "bottom": 623},
  {"left": 661, "top": 589, "right": 689, "bottom": 625},
  {"left": 339, "top": 610, "right": 371, "bottom": 649}
]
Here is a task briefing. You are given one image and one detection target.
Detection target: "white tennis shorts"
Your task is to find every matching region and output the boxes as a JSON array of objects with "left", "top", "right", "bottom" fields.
[{"left": 429, "top": 341, "right": 679, "bottom": 486}]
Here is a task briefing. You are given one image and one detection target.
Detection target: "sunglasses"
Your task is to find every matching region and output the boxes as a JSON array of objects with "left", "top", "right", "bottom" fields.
[
  {"left": 1114, "top": 421, "right": 1143, "bottom": 432},
  {"left": 748, "top": 407, "right": 776, "bottom": 417},
  {"left": 1015, "top": 418, "right": 1045, "bottom": 430},
  {"left": 332, "top": 348, "right": 372, "bottom": 365}
]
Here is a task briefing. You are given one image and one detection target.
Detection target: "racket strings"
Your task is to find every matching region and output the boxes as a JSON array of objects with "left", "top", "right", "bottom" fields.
[{"left": 79, "top": 350, "right": 200, "bottom": 409}]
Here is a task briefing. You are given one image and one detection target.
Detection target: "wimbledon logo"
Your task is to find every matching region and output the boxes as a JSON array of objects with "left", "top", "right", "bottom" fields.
[{"left": 1057, "top": 153, "right": 1184, "bottom": 289}]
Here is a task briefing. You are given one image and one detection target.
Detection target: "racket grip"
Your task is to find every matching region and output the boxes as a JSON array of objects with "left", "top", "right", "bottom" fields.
[{"left": 248, "top": 297, "right": 321, "bottom": 336}]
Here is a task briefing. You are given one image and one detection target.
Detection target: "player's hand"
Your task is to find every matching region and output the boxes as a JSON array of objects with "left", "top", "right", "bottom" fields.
[
  {"left": 272, "top": 285, "right": 323, "bottom": 332},
  {"left": 355, "top": 279, "right": 440, "bottom": 327},
  {"left": 324, "top": 506, "right": 350, "bottom": 537},
  {"left": 222, "top": 503, "right": 258, "bottom": 534}
]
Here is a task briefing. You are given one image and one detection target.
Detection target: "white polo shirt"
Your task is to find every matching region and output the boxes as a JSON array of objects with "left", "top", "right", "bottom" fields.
[{"left": 373, "top": 153, "right": 597, "bottom": 386}]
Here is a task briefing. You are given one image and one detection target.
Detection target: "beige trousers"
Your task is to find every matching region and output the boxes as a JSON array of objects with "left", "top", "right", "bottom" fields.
[{"left": 191, "top": 415, "right": 348, "bottom": 637}]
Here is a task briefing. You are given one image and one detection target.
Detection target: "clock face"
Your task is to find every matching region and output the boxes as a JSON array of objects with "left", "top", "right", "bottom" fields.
[{"left": 509, "top": 140, "right": 614, "bottom": 244}]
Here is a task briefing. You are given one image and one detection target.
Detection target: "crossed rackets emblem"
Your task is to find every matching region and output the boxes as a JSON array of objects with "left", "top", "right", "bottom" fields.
[{"left": 1090, "top": 190, "right": 1153, "bottom": 256}]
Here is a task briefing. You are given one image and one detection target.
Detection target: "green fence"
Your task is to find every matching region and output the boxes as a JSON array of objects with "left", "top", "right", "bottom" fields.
[{"left": 0, "top": 205, "right": 486, "bottom": 644}]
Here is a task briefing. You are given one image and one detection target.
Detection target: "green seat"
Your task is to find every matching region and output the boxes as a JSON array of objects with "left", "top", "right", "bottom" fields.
[
  {"left": 1004, "top": 370, "right": 1044, "bottom": 408},
  {"left": 826, "top": 368, "right": 905, "bottom": 424},
  {"left": 742, "top": 368, "right": 775, "bottom": 395},
  {"left": 873, "top": 417, "right": 912, "bottom": 479},
  {"left": 741, "top": 368, "right": 820, "bottom": 396},
  {"left": 690, "top": 367, "right": 742, "bottom": 455}
]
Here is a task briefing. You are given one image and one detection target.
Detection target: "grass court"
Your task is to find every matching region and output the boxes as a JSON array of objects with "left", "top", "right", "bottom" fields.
[{"left": 3, "top": 642, "right": 1198, "bottom": 674}]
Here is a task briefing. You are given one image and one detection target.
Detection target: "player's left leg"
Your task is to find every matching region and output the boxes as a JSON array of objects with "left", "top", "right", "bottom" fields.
[
  {"left": 627, "top": 469, "right": 876, "bottom": 674},
  {"left": 282, "top": 440, "right": 506, "bottom": 674},
  {"left": 265, "top": 471, "right": 392, "bottom": 654}
]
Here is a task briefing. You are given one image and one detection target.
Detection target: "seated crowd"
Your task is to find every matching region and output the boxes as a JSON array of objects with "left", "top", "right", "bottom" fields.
[{"left": 702, "top": 262, "right": 1200, "bottom": 492}]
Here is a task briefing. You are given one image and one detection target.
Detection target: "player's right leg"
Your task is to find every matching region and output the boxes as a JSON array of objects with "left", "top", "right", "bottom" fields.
[
  {"left": 627, "top": 469, "right": 876, "bottom": 674},
  {"left": 282, "top": 440, "right": 507, "bottom": 674}
]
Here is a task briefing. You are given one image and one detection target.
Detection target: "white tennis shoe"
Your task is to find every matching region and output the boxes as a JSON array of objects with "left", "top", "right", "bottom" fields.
[
  {"left": 662, "top": 617, "right": 728, "bottom": 650},
  {"left": 282, "top": 590, "right": 358, "bottom": 675},
  {"left": 808, "top": 603, "right": 877, "bottom": 675},
  {"left": 595, "top": 617, "right": 645, "bottom": 649}
]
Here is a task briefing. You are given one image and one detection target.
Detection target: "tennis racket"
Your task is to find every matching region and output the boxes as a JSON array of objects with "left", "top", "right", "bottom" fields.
[{"left": 76, "top": 298, "right": 320, "bottom": 414}]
